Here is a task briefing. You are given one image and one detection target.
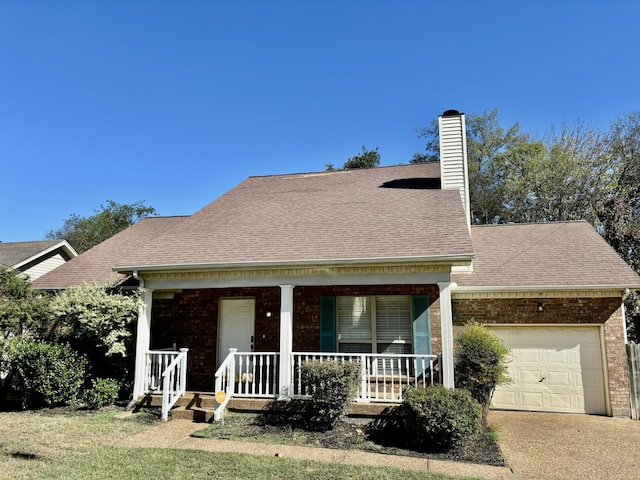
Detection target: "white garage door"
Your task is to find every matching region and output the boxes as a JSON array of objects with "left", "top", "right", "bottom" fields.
[{"left": 488, "top": 326, "right": 606, "bottom": 414}]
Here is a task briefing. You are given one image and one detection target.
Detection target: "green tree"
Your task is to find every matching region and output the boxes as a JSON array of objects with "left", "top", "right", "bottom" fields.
[
  {"left": 326, "top": 146, "right": 381, "bottom": 171},
  {"left": 46, "top": 200, "right": 157, "bottom": 253},
  {"left": 0, "top": 267, "right": 50, "bottom": 404},
  {"left": 598, "top": 111, "right": 640, "bottom": 340}
]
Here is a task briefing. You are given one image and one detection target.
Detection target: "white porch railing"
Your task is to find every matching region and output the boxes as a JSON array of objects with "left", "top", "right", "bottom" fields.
[
  {"left": 213, "top": 349, "right": 280, "bottom": 420},
  {"left": 292, "top": 353, "right": 439, "bottom": 402},
  {"left": 145, "top": 348, "right": 188, "bottom": 421}
]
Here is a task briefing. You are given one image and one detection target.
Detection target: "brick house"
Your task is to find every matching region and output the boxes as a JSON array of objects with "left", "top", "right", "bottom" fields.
[{"left": 34, "top": 111, "right": 640, "bottom": 419}]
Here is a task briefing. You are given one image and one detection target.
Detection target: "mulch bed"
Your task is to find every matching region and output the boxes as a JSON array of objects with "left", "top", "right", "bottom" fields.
[{"left": 197, "top": 412, "right": 506, "bottom": 466}]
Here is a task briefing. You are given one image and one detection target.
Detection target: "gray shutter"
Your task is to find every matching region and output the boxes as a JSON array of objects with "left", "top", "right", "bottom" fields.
[{"left": 412, "top": 295, "right": 431, "bottom": 355}]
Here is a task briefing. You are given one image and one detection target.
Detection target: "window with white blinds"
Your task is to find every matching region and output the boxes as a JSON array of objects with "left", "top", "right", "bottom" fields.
[{"left": 337, "top": 295, "right": 412, "bottom": 354}]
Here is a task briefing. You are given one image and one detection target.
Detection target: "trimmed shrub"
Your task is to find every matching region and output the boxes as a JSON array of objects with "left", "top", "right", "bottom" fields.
[
  {"left": 300, "top": 360, "right": 361, "bottom": 430},
  {"left": 401, "top": 385, "right": 482, "bottom": 450},
  {"left": 9, "top": 339, "right": 88, "bottom": 407},
  {"left": 84, "top": 378, "right": 121, "bottom": 409},
  {"left": 454, "top": 322, "right": 510, "bottom": 411}
]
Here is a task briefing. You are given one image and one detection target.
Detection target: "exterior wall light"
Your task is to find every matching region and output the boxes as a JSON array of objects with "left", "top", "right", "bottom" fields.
[
  {"left": 266, "top": 310, "right": 272, "bottom": 318},
  {"left": 538, "top": 302, "right": 543, "bottom": 312}
]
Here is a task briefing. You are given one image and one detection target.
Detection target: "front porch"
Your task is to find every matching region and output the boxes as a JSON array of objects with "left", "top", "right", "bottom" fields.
[{"left": 142, "top": 349, "right": 441, "bottom": 421}]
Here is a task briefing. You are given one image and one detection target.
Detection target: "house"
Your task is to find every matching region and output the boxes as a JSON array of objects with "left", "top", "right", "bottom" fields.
[
  {"left": 0, "top": 239, "right": 78, "bottom": 281},
  {"left": 34, "top": 111, "right": 640, "bottom": 420}
]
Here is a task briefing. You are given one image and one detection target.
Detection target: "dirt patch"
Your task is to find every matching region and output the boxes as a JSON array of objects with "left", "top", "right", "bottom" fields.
[{"left": 193, "top": 412, "right": 506, "bottom": 466}]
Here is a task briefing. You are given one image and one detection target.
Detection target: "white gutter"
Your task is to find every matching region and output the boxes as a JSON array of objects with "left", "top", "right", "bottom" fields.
[
  {"left": 113, "top": 253, "right": 475, "bottom": 274},
  {"left": 452, "top": 284, "right": 640, "bottom": 293}
]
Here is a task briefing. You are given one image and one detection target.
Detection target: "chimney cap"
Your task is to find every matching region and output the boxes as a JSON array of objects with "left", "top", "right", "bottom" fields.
[{"left": 442, "top": 109, "right": 462, "bottom": 117}]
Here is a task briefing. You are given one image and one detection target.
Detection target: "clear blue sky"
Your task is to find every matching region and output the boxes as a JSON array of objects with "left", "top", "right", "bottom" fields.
[{"left": 1, "top": 1, "right": 638, "bottom": 242}]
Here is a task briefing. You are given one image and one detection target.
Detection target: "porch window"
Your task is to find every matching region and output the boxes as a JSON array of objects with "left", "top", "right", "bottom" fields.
[
  {"left": 320, "top": 294, "right": 431, "bottom": 355},
  {"left": 337, "top": 295, "right": 413, "bottom": 355}
]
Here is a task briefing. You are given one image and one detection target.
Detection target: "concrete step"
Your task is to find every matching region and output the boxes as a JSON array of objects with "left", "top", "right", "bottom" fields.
[{"left": 171, "top": 405, "right": 216, "bottom": 423}]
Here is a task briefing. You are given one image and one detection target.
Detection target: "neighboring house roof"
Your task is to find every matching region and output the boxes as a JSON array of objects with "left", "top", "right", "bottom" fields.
[
  {"left": 452, "top": 221, "right": 640, "bottom": 290},
  {"left": 114, "top": 163, "right": 473, "bottom": 271},
  {"left": 33, "top": 217, "right": 188, "bottom": 289},
  {"left": 0, "top": 240, "right": 78, "bottom": 281}
]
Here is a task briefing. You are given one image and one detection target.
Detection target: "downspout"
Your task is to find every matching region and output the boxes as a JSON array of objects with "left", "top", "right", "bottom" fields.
[{"left": 622, "top": 288, "right": 630, "bottom": 345}]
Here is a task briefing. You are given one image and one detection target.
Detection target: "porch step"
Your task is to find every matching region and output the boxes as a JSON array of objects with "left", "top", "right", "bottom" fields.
[{"left": 171, "top": 405, "right": 216, "bottom": 423}]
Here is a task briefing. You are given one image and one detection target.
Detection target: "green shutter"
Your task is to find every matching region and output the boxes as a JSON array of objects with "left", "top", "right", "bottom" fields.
[
  {"left": 319, "top": 296, "right": 336, "bottom": 352},
  {"left": 412, "top": 295, "right": 431, "bottom": 355}
]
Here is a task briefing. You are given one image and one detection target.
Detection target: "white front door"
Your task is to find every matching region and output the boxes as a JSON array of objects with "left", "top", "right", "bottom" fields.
[
  {"left": 218, "top": 298, "right": 255, "bottom": 365},
  {"left": 488, "top": 326, "right": 606, "bottom": 414}
]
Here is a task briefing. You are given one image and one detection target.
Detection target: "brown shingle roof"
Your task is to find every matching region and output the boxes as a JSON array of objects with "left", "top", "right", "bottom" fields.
[
  {"left": 33, "top": 216, "right": 188, "bottom": 289},
  {"left": 452, "top": 221, "right": 640, "bottom": 289},
  {"left": 115, "top": 163, "right": 473, "bottom": 269}
]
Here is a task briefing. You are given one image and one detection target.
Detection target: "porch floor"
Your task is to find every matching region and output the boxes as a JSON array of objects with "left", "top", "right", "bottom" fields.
[{"left": 137, "top": 392, "right": 399, "bottom": 423}]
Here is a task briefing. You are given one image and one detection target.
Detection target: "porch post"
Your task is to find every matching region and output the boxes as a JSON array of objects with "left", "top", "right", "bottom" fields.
[
  {"left": 438, "top": 282, "right": 455, "bottom": 389},
  {"left": 278, "top": 284, "right": 295, "bottom": 399},
  {"left": 133, "top": 288, "right": 154, "bottom": 399}
]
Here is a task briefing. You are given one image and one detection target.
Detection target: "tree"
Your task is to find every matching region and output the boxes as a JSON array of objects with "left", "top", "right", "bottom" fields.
[
  {"left": 0, "top": 267, "right": 50, "bottom": 404},
  {"left": 598, "top": 111, "right": 640, "bottom": 341},
  {"left": 46, "top": 200, "right": 157, "bottom": 253},
  {"left": 325, "top": 146, "right": 381, "bottom": 171}
]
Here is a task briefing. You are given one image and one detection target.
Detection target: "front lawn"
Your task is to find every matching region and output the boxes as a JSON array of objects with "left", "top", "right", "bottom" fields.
[{"left": 0, "top": 408, "right": 491, "bottom": 480}]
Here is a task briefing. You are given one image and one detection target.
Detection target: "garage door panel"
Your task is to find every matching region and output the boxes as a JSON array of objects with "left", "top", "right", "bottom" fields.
[
  {"left": 520, "top": 391, "right": 545, "bottom": 409},
  {"left": 546, "top": 370, "right": 571, "bottom": 387},
  {"left": 489, "top": 326, "right": 606, "bottom": 415},
  {"left": 519, "top": 369, "right": 544, "bottom": 385}
]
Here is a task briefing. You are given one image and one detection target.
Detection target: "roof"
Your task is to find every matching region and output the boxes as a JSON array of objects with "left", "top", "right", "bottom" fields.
[
  {"left": 115, "top": 163, "right": 473, "bottom": 270},
  {"left": 0, "top": 240, "right": 77, "bottom": 269},
  {"left": 33, "top": 216, "right": 188, "bottom": 289},
  {"left": 452, "top": 221, "right": 640, "bottom": 290}
]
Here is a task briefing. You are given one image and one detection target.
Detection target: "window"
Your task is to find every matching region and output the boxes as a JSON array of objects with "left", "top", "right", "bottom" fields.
[{"left": 337, "top": 295, "right": 412, "bottom": 355}]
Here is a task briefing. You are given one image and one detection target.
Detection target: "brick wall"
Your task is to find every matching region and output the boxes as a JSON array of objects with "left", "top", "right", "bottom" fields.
[{"left": 452, "top": 296, "right": 631, "bottom": 417}]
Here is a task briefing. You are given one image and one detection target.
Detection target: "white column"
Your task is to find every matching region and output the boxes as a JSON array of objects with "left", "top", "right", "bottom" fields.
[
  {"left": 278, "top": 285, "right": 295, "bottom": 399},
  {"left": 133, "top": 288, "right": 154, "bottom": 399},
  {"left": 438, "top": 282, "right": 455, "bottom": 388}
]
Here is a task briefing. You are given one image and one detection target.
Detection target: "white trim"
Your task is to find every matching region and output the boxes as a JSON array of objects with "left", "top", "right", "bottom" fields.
[
  {"left": 11, "top": 240, "right": 78, "bottom": 270},
  {"left": 452, "top": 287, "right": 632, "bottom": 299},
  {"left": 133, "top": 288, "right": 153, "bottom": 399},
  {"left": 438, "top": 282, "right": 455, "bottom": 389},
  {"left": 278, "top": 285, "right": 295, "bottom": 399},
  {"left": 113, "top": 253, "right": 474, "bottom": 274}
]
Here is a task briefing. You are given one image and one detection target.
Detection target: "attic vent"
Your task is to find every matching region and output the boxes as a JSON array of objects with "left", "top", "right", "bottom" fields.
[{"left": 380, "top": 178, "right": 441, "bottom": 189}]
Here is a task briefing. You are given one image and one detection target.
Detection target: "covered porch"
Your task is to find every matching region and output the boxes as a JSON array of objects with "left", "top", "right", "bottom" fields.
[{"left": 128, "top": 266, "right": 462, "bottom": 421}]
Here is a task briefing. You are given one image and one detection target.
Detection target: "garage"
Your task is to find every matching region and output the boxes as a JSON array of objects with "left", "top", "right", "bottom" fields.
[{"left": 488, "top": 326, "right": 607, "bottom": 414}]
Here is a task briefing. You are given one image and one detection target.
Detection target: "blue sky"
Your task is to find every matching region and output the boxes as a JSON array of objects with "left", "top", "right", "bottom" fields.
[{"left": 1, "top": 1, "right": 639, "bottom": 243}]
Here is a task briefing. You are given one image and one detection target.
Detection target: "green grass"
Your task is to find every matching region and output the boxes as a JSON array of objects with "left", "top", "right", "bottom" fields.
[{"left": 0, "top": 409, "right": 486, "bottom": 480}]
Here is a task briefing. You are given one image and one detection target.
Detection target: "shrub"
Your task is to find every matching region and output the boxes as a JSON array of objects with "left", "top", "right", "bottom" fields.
[
  {"left": 454, "top": 322, "right": 510, "bottom": 411},
  {"left": 401, "top": 385, "right": 482, "bottom": 450},
  {"left": 300, "top": 360, "right": 361, "bottom": 430},
  {"left": 84, "top": 378, "right": 121, "bottom": 409},
  {"left": 9, "top": 339, "right": 88, "bottom": 407}
]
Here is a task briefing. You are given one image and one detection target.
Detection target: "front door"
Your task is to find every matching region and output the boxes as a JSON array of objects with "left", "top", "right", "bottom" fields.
[{"left": 218, "top": 298, "right": 255, "bottom": 366}]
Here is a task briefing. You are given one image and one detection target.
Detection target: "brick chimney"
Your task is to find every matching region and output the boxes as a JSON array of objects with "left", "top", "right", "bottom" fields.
[{"left": 439, "top": 110, "right": 470, "bottom": 230}]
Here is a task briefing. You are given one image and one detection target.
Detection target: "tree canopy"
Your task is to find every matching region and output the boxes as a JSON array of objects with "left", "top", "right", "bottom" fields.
[
  {"left": 326, "top": 146, "right": 381, "bottom": 171},
  {"left": 46, "top": 200, "right": 157, "bottom": 253}
]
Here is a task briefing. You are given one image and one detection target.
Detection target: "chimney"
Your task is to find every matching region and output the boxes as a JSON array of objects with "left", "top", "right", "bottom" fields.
[{"left": 439, "top": 110, "right": 470, "bottom": 230}]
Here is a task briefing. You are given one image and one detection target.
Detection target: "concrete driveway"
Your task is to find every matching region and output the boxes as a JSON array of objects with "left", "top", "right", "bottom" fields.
[{"left": 489, "top": 410, "right": 640, "bottom": 480}]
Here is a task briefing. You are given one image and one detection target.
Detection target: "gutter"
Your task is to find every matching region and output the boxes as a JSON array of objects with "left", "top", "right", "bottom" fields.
[{"left": 113, "top": 253, "right": 476, "bottom": 274}]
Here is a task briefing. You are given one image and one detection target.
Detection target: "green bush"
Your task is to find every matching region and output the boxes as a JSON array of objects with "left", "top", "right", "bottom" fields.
[
  {"left": 300, "top": 360, "right": 361, "bottom": 430},
  {"left": 84, "top": 378, "right": 121, "bottom": 409},
  {"left": 9, "top": 339, "right": 88, "bottom": 407},
  {"left": 454, "top": 322, "right": 510, "bottom": 411},
  {"left": 401, "top": 385, "right": 482, "bottom": 450}
]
